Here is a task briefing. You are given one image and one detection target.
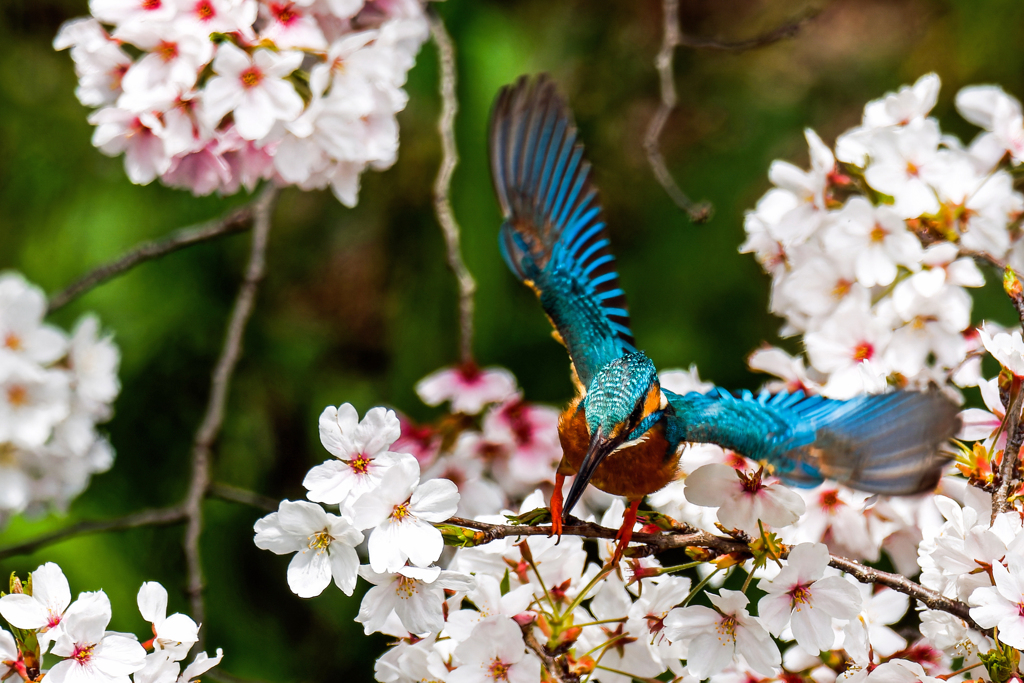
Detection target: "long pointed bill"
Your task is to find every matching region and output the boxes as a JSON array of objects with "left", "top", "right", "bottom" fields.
[{"left": 562, "top": 426, "right": 620, "bottom": 523}]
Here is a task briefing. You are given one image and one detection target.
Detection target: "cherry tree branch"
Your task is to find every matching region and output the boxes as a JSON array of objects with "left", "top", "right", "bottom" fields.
[
  {"left": 208, "top": 483, "right": 279, "bottom": 513},
  {"left": 47, "top": 199, "right": 263, "bottom": 313},
  {"left": 445, "top": 516, "right": 984, "bottom": 632},
  {"left": 427, "top": 7, "right": 476, "bottom": 364},
  {"left": 521, "top": 623, "right": 576, "bottom": 683},
  {"left": 0, "top": 505, "right": 188, "bottom": 561},
  {"left": 677, "top": 8, "right": 823, "bottom": 51},
  {"left": 644, "top": 0, "right": 712, "bottom": 223},
  {"left": 184, "top": 184, "right": 278, "bottom": 634}
]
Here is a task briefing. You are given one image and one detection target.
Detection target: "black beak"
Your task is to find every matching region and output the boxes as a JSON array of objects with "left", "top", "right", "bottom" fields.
[{"left": 562, "top": 426, "right": 620, "bottom": 522}]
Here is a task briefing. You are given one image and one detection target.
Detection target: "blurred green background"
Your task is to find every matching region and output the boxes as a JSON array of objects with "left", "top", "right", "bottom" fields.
[{"left": 1, "top": 0, "right": 1021, "bottom": 679}]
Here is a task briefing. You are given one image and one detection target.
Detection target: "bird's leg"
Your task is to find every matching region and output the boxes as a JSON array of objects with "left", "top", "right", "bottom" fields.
[
  {"left": 549, "top": 473, "right": 565, "bottom": 538},
  {"left": 611, "top": 499, "right": 642, "bottom": 565}
]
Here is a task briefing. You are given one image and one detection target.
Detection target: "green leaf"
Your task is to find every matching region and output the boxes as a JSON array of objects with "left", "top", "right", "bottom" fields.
[{"left": 500, "top": 569, "right": 510, "bottom": 596}]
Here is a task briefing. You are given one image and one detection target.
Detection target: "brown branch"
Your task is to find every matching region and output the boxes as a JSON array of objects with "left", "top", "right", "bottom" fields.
[
  {"left": 184, "top": 184, "right": 278, "bottom": 637},
  {"left": 677, "top": 8, "right": 823, "bottom": 51},
  {"left": 208, "top": 483, "right": 278, "bottom": 513},
  {"left": 0, "top": 505, "right": 187, "bottom": 561},
  {"left": 47, "top": 201, "right": 260, "bottom": 313},
  {"left": 445, "top": 516, "right": 985, "bottom": 633},
  {"left": 427, "top": 7, "right": 476, "bottom": 364},
  {"left": 643, "top": 0, "right": 712, "bottom": 223},
  {"left": 994, "top": 387, "right": 1024, "bottom": 520},
  {"left": 521, "top": 624, "right": 576, "bottom": 683}
]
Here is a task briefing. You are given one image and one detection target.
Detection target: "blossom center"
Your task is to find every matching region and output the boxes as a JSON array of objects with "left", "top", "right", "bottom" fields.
[
  {"left": 869, "top": 223, "right": 887, "bottom": 242},
  {"left": 819, "top": 489, "right": 843, "bottom": 512},
  {"left": 141, "top": 0, "right": 162, "bottom": 9},
  {"left": 738, "top": 467, "right": 766, "bottom": 494},
  {"left": 487, "top": 658, "right": 510, "bottom": 681},
  {"left": 3, "top": 332, "right": 22, "bottom": 351},
  {"left": 349, "top": 454, "right": 371, "bottom": 475},
  {"left": 832, "top": 279, "right": 852, "bottom": 300},
  {"left": 47, "top": 610, "right": 62, "bottom": 629},
  {"left": 906, "top": 161, "right": 920, "bottom": 177},
  {"left": 271, "top": 2, "right": 298, "bottom": 25},
  {"left": 72, "top": 643, "right": 96, "bottom": 665},
  {"left": 852, "top": 341, "right": 873, "bottom": 362},
  {"left": 156, "top": 40, "right": 178, "bottom": 63},
  {"left": 395, "top": 575, "right": 418, "bottom": 599},
  {"left": 307, "top": 529, "right": 333, "bottom": 552},
  {"left": 110, "top": 64, "right": 129, "bottom": 91},
  {"left": 789, "top": 584, "right": 812, "bottom": 608},
  {"left": 195, "top": 0, "right": 215, "bottom": 19},
  {"left": 240, "top": 66, "right": 263, "bottom": 89},
  {"left": 6, "top": 385, "right": 28, "bottom": 407},
  {"left": 717, "top": 614, "right": 737, "bottom": 638},
  {"left": 391, "top": 502, "right": 411, "bottom": 521}
]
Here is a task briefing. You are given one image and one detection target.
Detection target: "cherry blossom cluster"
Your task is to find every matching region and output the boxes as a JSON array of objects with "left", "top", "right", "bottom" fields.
[
  {"left": 53, "top": 0, "right": 430, "bottom": 205},
  {"left": 741, "top": 73, "right": 1024, "bottom": 400},
  {"left": 0, "top": 562, "right": 221, "bottom": 683},
  {"left": 0, "top": 272, "right": 120, "bottom": 527}
]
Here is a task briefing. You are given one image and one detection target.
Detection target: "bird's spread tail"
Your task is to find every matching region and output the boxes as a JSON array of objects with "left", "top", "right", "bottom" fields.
[{"left": 779, "top": 391, "right": 959, "bottom": 495}]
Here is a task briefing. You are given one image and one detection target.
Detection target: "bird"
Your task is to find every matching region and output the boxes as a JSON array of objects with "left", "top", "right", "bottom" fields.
[{"left": 487, "top": 74, "right": 960, "bottom": 562}]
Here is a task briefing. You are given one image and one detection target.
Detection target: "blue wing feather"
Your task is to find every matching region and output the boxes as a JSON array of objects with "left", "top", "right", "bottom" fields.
[
  {"left": 489, "top": 75, "right": 635, "bottom": 386},
  {"left": 664, "top": 388, "right": 958, "bottom": 495}
]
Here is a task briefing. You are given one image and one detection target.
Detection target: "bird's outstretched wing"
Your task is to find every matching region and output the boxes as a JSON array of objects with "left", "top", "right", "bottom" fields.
[
  {"left": 489, "top": 75, "right": 635, "bottom": 388},
  {"left": 665, "top": 388, "right": 959, "bottom": 495}
]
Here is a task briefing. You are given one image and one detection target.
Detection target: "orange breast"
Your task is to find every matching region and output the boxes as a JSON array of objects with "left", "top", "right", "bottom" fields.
[{"left": 557, "top": 401, "right": 681, "bottom": 500}]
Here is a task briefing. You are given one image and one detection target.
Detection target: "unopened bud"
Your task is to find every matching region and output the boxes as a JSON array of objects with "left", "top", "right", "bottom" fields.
[
  {"left": 9, "top": 573, "right": 22, "bottom": 595},
  {"left": 569, "top": 655, "right": 596, "bottom": 676},
  {"left": 517, "top": 539, "right": 535, "bottom": 564},
  {"left": 1005, "top": 267, "right": 1023, "bottom": 300},
  {"left": 536, "top": 613, "right": 552, "bottom": 638},
  {"left": 557, "top": 626, "right": 582, "bottom": 645},
  {"left": 512, "top": 611, "right": 537, "bottom": 627},
  {"left": 685, "top": 547, "right": 712, "bottom": 562},
  {"left": 712, "top": 552, "right": 746, "bottom": 569}
]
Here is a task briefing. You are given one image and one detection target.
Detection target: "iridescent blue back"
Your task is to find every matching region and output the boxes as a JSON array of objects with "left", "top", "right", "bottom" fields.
[{"left": 489, "top": 75, "right": 635, "bottom": 387}]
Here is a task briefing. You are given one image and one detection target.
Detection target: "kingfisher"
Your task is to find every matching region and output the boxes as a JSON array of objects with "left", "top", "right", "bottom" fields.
[{"left": 487, "top": 75, "right": 960, "bottom": 561}]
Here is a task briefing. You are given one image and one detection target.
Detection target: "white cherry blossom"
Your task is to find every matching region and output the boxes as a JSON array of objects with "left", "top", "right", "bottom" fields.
[
  {"left": 48, "top": 590, "right": 147, "bottom": 683},
  {"left": 415, "top": 365, "right": 517, "bottom": 415},
  {"left": 253, "top": 499, "right": 363, "bottom": 597},
  {"left": 448, "top": 616, "right": 540, "bottom": 683},
  {"left": 863, "top": 73, "right": 941, "bottom": 128},
  {"left": 684, "top": 463, "right": 805, "bottom": 533},
  {"left": 356, "top": 565, "right": 473, "bottom": 636},
  {"left": 968, "top": 553, "right": 1024, "bottom": 647},
  {"left": 202, "top": 43, "right": 304, "bottom": 141},
  {"left": 137, "top": 582, "right": 198, "bottom": 660},
  {"left": 824, "top": 197, "right": 922, "bottom": 288},
  {"left": 980, "top": 325, "right": 1024, "bottom": 376},
  {"left": 665, "top": 589, "right": 780, "bottom": 678},
  {"left": 757, "top": 543, "right": 861, "bottom": 652},
  {"left": 0, "top": 562, "right": 72, "bottom": 648},
  {"left": 351, "top": 456, "right": 459, "bottom": 572},
  {"left": 304, "top": 403, "right": 412, "bottom": 507}
]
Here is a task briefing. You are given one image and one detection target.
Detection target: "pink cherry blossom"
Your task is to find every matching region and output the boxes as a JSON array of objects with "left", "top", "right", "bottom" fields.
[
  {"left": 416, "top": 364, "right": 517, "bottom": 415},
  {"left": 684, "top": 463, "right": 805, "bottom": 533}
]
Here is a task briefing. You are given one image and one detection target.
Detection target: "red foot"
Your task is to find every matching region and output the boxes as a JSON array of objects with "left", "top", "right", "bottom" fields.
[
  {"left": 612, "top": 500, "right": 641, "bottom": 565},
  {"left": 550, "top": 473, "right": 565, "bottom": 538}
]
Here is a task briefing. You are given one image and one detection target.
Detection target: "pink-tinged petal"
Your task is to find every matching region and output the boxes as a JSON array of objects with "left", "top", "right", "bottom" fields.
[
  {"left": 410, "top": 478, "right": 460, "bottom": 522},
  {"left": 329, "top": 545, "right": 359, "bottom": 596},
  {"left": 286, "top": 548, "right": 332, "bottom": 598},
  {"left": 0, "top": 594, "right": 48, "bottom": 630},
  {"left": 136, "top": 582, "right": 168, "bottom": 624},
  {"left": 969, "top": 587, "right": 1018, "bottom": 628},
  {"left": 957, "top": 408, "right": 1001, "bottom": 440},
  {"left": 809, "top": 576, "right": 862, "bottom": 619},
  {"left": 684, "top": 464, "right": 738, "bottom": 506},
  {"left": 790, "top": 600, "right": 835, "bottom": 652}
]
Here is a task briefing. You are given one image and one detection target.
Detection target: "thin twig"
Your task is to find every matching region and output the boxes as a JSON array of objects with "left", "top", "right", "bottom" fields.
[
  {"left": 427, "top": 7, "right": 476, "bottom": 364},
  {"left": 521, "top": 624, "right": 576, "bottom": 683},
  {"left": 47, "top": 201, "right": 260, "bottom": 312},
  {"left": 994, "top": 387, "right": 1024, "bottom": 519},
  {"left": 208, "top": 483, "right": 278, "bottom": 513},
  {"left": 0, "top": 505, "right": 187, "bottom": 561},
  {"left": 445, "top": 516, "right": 984, "bottom": 633},
  {"left": 643, "top": 0, "right": 712, "bottom": 223},
  {"left": 184, "top": 185, "right": 278, "bottom": 636},
  {"left": 677, "top": 8, "right": 823, "bottom": 51}
]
